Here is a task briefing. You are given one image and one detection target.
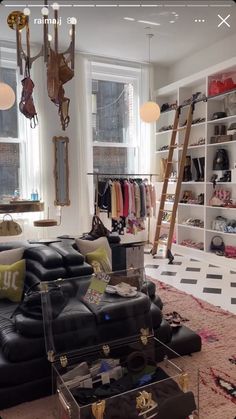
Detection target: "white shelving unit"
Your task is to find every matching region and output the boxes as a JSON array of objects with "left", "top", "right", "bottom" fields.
[{"left": 153, "top": 59, "right": 236, "bottom": 268}]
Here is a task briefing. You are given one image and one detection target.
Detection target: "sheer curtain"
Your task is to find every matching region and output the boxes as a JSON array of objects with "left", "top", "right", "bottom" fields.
[{"left": 73, "top": 53, "right": 94, "bottom": 234}]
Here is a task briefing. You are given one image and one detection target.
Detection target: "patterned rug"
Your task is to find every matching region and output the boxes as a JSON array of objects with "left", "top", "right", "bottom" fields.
[
  {"left": 150, "top": 277, "right": 236, "bottom": 419},
  {"left": 0, "top": 280, "right": 235, "bottom": 419}
]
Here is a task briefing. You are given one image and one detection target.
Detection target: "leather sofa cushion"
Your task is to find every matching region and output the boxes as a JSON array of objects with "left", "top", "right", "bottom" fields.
[
  {"left": 150, "top": 302, "right": 163, "bottom": 329},
  {"left": 83, "top": 292, "right": 151, "bottom": 324},
  {"left": 15, "top": 298, "right": 96, "bottom": 338},
  {"left": 141, "top": 280, "right": 156, "bottom": 298},
  {"left": 168, "top": 325, "right": 202, "bottom": 356},
  {"left": 0, "top": 349, "right": 50, "bottom": 387},
  {"left": 66, "top": 262, "right": 93, "bottom": 277},
  {"left": 96, "top": 312, "right": 152, "bottom": 343},
  {"left": 49, "top": 242, "right": 85, "bottom": 265},
  {"left": 151, "top": 294, "right": 163, "bottom": 310},
  {"left": 154, "top": 318, "right": 172, "bottom": 344},
  {"left": 24, "top": 246, "right": 64, "bottom": 269},
  {"left": 26, "top": 259, "right": 67, "bottom": 281},
  {"left": 0, "top": 241, "right": 30, "bottom": 251}
]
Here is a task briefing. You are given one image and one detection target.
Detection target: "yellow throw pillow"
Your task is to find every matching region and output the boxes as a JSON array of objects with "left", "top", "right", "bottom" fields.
[
  {"left": 0, "top": 259, "right": 25, "bottom": 302},
  {"left": 86, "top": 247, "right": 112, "bottom": 273}
]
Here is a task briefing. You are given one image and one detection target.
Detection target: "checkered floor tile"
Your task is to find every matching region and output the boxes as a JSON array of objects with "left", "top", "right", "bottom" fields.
[{"left": 144, "top": 250, "right": 236, "bottom": 314}]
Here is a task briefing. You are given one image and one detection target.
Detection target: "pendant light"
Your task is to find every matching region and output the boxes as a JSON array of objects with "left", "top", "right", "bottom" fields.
[
  {"left": 140, "top": 33, "right": 160, "bottom": 123},
  {"left": 0, "top": 46, "right": 16, "bottom": 111}
]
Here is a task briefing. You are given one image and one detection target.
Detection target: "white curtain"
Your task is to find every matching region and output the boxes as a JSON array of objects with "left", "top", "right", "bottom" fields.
[
  {"left": 73, "top": 54, "right": 94, "bottom": 235},
  {"left": 139, "top": 64, "right": 153, "bottom": 175}
]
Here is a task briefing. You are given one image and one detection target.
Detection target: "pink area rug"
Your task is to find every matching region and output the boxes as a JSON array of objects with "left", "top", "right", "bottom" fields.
[
  {"left": 0, "top": 279, "right": 235, "bottom": 419},
  {"left": 150, "top": 278, "right": 236, "bottom": 419}
]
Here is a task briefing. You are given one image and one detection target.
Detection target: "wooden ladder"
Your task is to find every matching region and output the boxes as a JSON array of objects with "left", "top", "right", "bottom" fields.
[{"left": 151, "top": 103, "right": 195, "bottom": 262}]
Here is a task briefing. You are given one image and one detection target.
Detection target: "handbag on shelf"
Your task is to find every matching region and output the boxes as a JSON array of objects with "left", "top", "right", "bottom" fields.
[
  {"left": 210, "top": 236, "right": 225, "bottom": 256},
  {"left": 88, "top": 215, "right": 111, "bottom": 239},
  {"left": 0, "top": 214, "right": 22, "bottom": 236},
  {"left": 209, "top": 189, "right": 231, "bottom": 207}
]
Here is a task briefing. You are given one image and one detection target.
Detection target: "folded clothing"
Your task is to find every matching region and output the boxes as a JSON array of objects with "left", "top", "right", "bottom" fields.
[{"left": 70, "top": 368, "right": 196, "bottom": 419}]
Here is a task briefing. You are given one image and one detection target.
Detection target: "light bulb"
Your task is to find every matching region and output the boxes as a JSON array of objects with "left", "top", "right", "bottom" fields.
[
  {"left": 41, "top": 6, "right": 49, "bottom": 16},
  {"left": 70, "top": 17, "right": 77, "bottom": 25},
  {"left": 48, "top": 34, "right": 52, "bottom": 42},
  {"left": 23, "top": 8, "right": 31, "bottom": 16},
  {"left": 140, "top": 101, "right": 160, "bottom": 123},
  {"left": 52, "top": 2, "right": 60, "bottom": 11},
  {"left": 0, "top": 83, "right": 16, "bottom": 110}
]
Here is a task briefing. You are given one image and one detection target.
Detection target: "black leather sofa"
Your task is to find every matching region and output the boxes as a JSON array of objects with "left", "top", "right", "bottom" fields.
[{"left": 0, "top": 240, "right": 201, "bottom": 410}]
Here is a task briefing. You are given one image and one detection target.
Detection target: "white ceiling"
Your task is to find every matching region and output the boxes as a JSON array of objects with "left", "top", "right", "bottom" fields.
[{"left": 0, "top": 0, "right": 236, "bottom": 65}]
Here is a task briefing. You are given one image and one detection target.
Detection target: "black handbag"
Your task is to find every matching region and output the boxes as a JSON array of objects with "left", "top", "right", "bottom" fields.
[
  {"left": 17, "top": 286, "right": 68, "bottom": 319},
  {"left": 88, "top": 215, "right": 110, "bottom": 239},
  {"left": 210, "top": 236, "right": 225, "bottom": 256},
  {"left": 213, "top": 149, "right": 229, "bottom": 171}
]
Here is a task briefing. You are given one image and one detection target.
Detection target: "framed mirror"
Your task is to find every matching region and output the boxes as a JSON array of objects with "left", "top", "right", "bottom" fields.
[{"left": 53, "top": 136, "right": 70, "bottom": 206}]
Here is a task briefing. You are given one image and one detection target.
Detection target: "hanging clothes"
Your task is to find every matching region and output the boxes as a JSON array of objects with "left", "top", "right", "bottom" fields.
[
  {"left": 139, "top": 183, "right": 146, "bottom": 218},
  {"left": 123, "top": 180, "right": 129, "bottom": 218},
  {"left": 134, "top": 182, "right": 141, "bottom": 218},
  {"left": 111, "top": 182, "right": 117, "bottom": 219},
  {"left": 96, "top": 177, "right": 156, "bottom": 235},
  {"left": 145, "top": 184, "right": 152, "bottom": 217}
]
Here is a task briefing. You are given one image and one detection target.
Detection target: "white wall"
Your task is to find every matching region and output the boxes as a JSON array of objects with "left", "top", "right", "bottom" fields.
[
  {"left": 33, "top": 55, "right": 89, "bottom": 238},
  {"left": 157, "top": 33, "right": 236, "bottom": 87}
]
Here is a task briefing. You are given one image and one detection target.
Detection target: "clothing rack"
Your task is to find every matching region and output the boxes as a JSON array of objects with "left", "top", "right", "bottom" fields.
[{"left": 87, "top": 172, "right": 159, "bottom": 244}]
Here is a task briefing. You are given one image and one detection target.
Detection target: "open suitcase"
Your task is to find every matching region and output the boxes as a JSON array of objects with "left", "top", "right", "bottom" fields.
[{"left": 41, "top": 268, "right": 198, "bottom": 419}]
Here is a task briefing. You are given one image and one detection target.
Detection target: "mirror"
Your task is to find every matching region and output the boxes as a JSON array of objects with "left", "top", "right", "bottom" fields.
[{"left": 53, "top": 136, "right": 70, "bottom": 206}]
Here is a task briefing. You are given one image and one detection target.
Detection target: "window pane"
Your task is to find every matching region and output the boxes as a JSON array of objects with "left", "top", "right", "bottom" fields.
[
  {"left": 0, "top": 143, "right": 20, "bottom": 196},
  {"left": 92, "top": 79, "right": 134, "bottom": 143},
  {"left": 93, "top": 146, "right": 136, "bottom": 174},
  {"left": 0, "top": 68, "right": 18, "bottom": 138}
]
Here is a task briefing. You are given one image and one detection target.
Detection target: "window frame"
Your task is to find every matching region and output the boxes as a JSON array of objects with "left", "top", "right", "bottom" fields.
[
  {"left": 0, "top": 48, "right": 29, "bottom": 199},
  {"left": 91, "top": 61, "right": 141, "bottom": 174}
]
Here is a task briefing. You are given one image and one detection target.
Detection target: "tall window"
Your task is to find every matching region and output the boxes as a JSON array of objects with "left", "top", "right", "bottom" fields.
[
  {"left": 0, "top": 53, "right": 40, "bottom": 203},
  {"left": 0, "top": 67, "right": 19, "bottom": 197},
  {"left": 91, "top": 62, "right": 140, "bottom": 174}
]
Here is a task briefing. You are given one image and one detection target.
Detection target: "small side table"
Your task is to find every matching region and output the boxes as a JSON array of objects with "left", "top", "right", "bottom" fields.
[{"left": 111, "top": 241, "right": 145, "bottom": 271}]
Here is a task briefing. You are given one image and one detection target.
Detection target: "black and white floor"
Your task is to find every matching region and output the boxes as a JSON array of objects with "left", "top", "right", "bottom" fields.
[{"left": 144, "top": 250, "right": 236, "bottom": 314}]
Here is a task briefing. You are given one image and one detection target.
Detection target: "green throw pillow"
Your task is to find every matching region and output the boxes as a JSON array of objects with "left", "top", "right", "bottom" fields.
[
  {"left": 86, "top": 247, "right": 112, "bottom": 273},
  {"left": 0, "top": 259, "right": 25, "bottom": 302}
]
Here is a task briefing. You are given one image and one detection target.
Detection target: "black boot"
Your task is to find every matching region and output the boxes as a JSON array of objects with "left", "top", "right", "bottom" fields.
[
  {"left": 183, "top": 156, "right": 192, "bottom": 182},
  {"left": 199, "top": 157, "right": 205, "bottom": 181},
  {"left": 192, "top": 158, "right": 201, "bottom": 181}
]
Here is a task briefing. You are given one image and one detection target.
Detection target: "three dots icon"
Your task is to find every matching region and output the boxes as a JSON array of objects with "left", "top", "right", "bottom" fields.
[{"left": 194, "top": 18, "right": 205, "bottom": 23}]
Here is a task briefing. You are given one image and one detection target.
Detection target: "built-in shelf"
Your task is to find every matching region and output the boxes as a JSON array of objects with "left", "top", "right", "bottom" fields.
[
  {"left": 179, "top": 144, "right": 205, "bottom": 150},
  {"left": 155, "top": 149, "right": 170, "bottom": 154},
  {"left": 178, "top": 224, "right": 204, "bottom": 230},
  {"left": 181, "top": 181, "right": 204, "bottom": 185},
  {"left": 155, "top": 129, "right": 174, "bottom": 136},
  {"left": 206, "top": 205, "right": 236, "bottom": 211},
  {"left": 207, "top": 115, "right": 236, "bottom": 124},
  {"left": 206, "top": 229, "right": 236, "bottom": 236},
  {"left": 207, "top": 88, "right": 236, "bottom": 101},
  {"left": 160, "top": 108, "right": 176, "bottom": 115},
  {"left": 0, "top": 202, "right": 44, "bottom": 214},
  {"left": 155, "top": 121, "right": 205, "bottom": 136},
  {"left": 178, "top": 203, "right": 204, "bottom": 207},
  {"left": 206, "top": 182, "right": 236, "bottom": 185},
  {"left": 155, "top": 59, "right": 236, "bottom": 268},
  {"left": 180, "top": 244, "right": 204, "bottom": 252},
  {"left": 207, "top": 141, "right": 236, "bottom": 147}
]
